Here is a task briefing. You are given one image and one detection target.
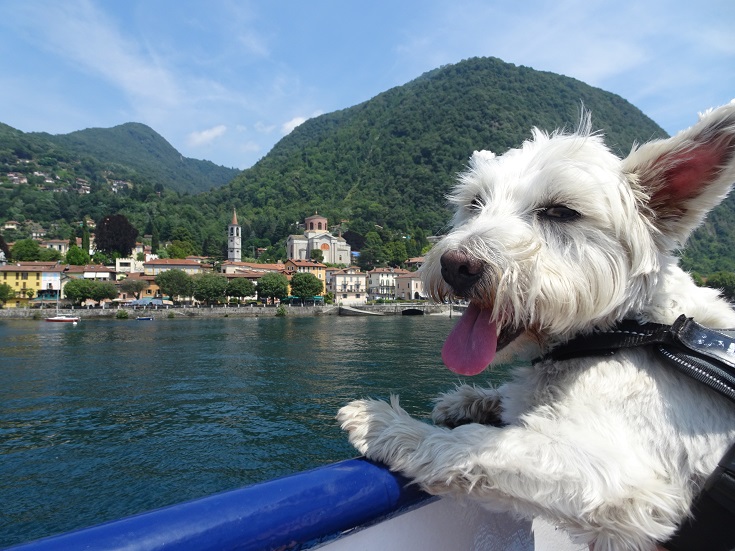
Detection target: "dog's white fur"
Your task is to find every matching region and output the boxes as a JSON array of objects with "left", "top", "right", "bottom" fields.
[{"left": 338, "top": 103, "right": 735, "bottom": 550}]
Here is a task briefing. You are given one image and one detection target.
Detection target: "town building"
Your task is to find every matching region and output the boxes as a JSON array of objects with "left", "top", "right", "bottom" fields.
[
  {"left": 329, "top": 267, "right": 367, "bottom": 305},
  {"left": 65, "top": 264, "right": 115, "bottom": 281},
  {"left": 405, "top": 257, "right": 425, "bottom": 270},
  {"left": 284, "top": 259, "right": 327, "bottom": 293},
  {"left": 395, "top": 272, "right": 425, "bottom": 300},
  {"left": 227, "top": 209, "right": 242, "bottom": 263},
  {"left": 117, "top": 273, "right": 160, "bottom": 302},
  {"left": 42, "top": 239, "right": 71, "bottom": 256},
  {"left": 286, "top": 213, "right": 351, "bottom": 265},
  {"left": 367, "top": 267, "right": 411, "bottom": 300},
  {"left": 221, "top": 261, "right": 286, "bottom": 275},
  {"left": 0, "top": 262, "right": 68, "bottom": 308},
  {"left": 143, "top": 258, "right": 205, "bottom": 276}
]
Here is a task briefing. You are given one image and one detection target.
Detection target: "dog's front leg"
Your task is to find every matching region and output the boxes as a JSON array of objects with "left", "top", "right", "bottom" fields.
[
  {"left": 338, "top": 396, "right": 680, "bottom": 550},
  {"left": 431, "top": 384, "right": 505, "bottom": 427}
]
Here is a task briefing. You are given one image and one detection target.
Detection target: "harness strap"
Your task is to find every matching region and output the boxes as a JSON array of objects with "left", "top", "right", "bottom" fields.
[
  {"left": 543, "top": 315, "right": 735, "bottom": 550},
  {"left": 546, "top": 315, "right": 735, "bottom": 403}
]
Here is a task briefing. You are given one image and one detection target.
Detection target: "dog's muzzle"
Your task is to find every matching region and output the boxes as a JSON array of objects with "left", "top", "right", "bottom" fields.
[{"left": 440, "top": 251, "right": 484, "bottom": 296}]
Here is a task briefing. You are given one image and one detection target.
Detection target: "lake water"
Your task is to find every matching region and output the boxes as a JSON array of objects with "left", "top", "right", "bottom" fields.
[{"left": 0, "top": 315, "right": 511, "bottom": 548}]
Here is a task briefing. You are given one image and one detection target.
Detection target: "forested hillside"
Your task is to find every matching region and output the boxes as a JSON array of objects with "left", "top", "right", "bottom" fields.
[
  {"left": 3, "top": 56, "right": 731, "bottom": 273},
  {"left": 0, "top": 122, "right": 238, "bottom": 196},
  {"left": 44, "top": 123, "right": 239, "bottom": 193},
  {"left": 215, "top": 57, "right": 666, "bottom": 240}
]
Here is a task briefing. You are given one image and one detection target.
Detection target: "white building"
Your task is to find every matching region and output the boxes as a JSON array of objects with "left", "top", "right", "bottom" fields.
[
  {"left": 228, "top": 209, "right": 242, "bottom": 262},
  {"left": 286, "top": 213, "right": 351, "bottom": 265},
  {"left": 328, "top": 267, "right": 367, "bottom": 305},
  {"left": 367, "top": 267, "right": 411, "bottom": 300}
]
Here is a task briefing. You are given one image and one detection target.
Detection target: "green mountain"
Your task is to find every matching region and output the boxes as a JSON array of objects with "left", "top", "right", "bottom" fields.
[
  {"left": 4, "top": 56, "right": 732, "bottom": 273},
  {"left": 0, "top": 122, "right": 238, "bottom": 195},
  {"left": 215, "top": 57, "right": 667, "bottom": 238},
  {"left": 43, "top": 123, "right": 239, "bottom": 194}
]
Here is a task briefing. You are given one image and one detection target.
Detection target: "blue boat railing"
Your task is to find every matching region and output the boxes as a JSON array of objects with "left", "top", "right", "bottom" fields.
[{"left": 7, "top": 458, "right": 433, "bottom": 551}]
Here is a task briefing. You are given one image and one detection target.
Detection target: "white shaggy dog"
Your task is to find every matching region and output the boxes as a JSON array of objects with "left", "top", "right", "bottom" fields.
[{"left": 338, "top": 103, "right": 735, "bottom": 550}]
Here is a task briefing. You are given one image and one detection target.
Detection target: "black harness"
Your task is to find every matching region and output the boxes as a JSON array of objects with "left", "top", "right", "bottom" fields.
[{"left": 544, "top": 315, "right": 735, "bottom": 551}]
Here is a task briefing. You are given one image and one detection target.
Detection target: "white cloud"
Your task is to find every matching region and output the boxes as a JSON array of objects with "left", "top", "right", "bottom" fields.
[
  {"left": 281, "top": 111, "right": 324, "bottom": 135},
  {"left": 16, "top": 1, "right": 180, "bottom": 108},
  {"left": 187, "top": 125, "right": 227, "bottom": 147},
  {"left": 281, "top": 116, "right": 307, "bottom": 135}
]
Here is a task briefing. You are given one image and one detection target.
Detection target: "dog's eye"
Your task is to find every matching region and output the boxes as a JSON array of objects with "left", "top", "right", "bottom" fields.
[
  {"left": 468, "top": 195, "right": 484, "bottom": 212},
  {"left": 539, "top": 206, "right": 580, "bottom": 221}
]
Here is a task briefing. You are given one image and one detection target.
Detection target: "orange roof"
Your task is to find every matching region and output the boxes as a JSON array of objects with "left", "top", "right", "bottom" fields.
[
  {"left": 0, "top": 263, "right": 66, "bottom": 273},
  {"left": 145, "top": 258, "right": 202, "bottom": 266},
  {"left": 286, "top": 259, "right": 326, "bottom": 268}
]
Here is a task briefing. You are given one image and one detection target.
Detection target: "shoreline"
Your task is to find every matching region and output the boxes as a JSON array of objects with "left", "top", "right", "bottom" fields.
[{"left": 0, "top": 302, "right": 456, "bottom": 320}]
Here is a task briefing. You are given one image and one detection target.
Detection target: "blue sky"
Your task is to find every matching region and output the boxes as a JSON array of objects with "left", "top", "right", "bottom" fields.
[{"left": 0, "top": 0, "right": 732, "bottom": 170}]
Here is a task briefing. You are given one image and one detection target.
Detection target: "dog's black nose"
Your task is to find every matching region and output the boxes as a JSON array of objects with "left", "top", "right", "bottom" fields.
[{"left": 440, "top": 251, "right": 484, "bottom": 295}]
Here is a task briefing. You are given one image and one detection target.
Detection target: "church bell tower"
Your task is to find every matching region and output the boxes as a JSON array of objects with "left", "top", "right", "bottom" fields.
[{"left": 228, "top": 208, "right": 242, "bottom": 262}]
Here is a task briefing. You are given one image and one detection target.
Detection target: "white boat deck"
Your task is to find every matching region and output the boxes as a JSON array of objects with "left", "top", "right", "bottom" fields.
[{"left": 317, "top": 497, "right": 585, "bottom": 551}]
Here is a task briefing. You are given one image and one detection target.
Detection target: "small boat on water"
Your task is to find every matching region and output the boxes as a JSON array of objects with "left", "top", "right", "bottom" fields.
[
  {"left": 44, "top": 315, "right": 80, "bottom": 323},
  {"left": 136, "top": 316, "right": 153, "bottom": 321}
]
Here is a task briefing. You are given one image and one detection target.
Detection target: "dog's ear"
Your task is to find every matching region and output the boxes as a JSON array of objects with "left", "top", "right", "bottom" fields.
[{"left": 622, "top": 102, "right": 735, "bottom": 249}]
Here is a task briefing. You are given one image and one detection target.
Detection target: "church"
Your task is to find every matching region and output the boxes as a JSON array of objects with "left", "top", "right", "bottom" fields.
[
  {"left": 227, "top": 209, "right": 242, "bottom": 262},
  {"left": 286, "top": 213, "right": 351, "bottom": 265}
]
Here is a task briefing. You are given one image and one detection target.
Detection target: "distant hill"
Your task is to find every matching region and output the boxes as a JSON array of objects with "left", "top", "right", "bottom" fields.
[
  {"left": 0, "top": 122, "right": 238, "bottom": 195},
  {"left": 214, "top": 56, "right": 667, "bottom": 237},
  {"left": 43, "top": 123, "right": 238, "bottom": 194}
]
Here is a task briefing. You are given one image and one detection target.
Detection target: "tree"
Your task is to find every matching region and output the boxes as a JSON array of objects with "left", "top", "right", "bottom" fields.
[
  {"left": 193, "top": 273, "right": 228, "bottom": 305},
  {"left": 95, "top": 214, "right": 139, "bottom": 257},
  {"left": 92, "top": 251, "right": 110, "bottom": 265},
  {"left": 120, "top": 278, "right": 149, "bottom": 299},
  {"left": 166, "top": 240, "right": 195, "bottom": 259},
  {"left": 310, "top": 249, "right": 324, "bottom": 263},
  {"left": 63, "top": 279, "right": 94, "bottom": 304},
  {"left": 226, "top": 277, "right": 255, "bottom": 300},
  {"left": 155, "top": 269, "right": 193, "bottom": 302},
  {"left": 257, "top": 272, "right": 289, "bottom": 301},
  {"left": 64, "top": 279, "right": 117, "bottom": 305},
  {"left": 151, "top": 225, "right": 160, "bottom": 253},
  {"left": 290, "top": 272, "right": 323, "bottom": 298},
  {"left": 90, "top": 281, "right": 118, "bottom": 304},
  {"left": 82, "top": 224, "right": 91, "bottom": 255},
  {"left": 0, "top": 283, "right": 14, "bottom": 305},
  {"left": 383, "top": 240, "right": 408, "bottom": 267},
  {"left": 38, "top": 247, "right": 62, "bottom": 262},
  {"left": 357, "top": 231, "right": 384, "bottom": 271},
  {"left": 11, "top": 239, "right": 42, "bottom": 261},
  {"left": 66, "top": 245, "right": 90, "bottom": 265}
]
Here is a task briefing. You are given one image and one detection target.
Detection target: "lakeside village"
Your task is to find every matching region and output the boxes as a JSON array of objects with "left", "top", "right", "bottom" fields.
[{"left": 0, "top": 211, "right": 429, "bottom": 314}]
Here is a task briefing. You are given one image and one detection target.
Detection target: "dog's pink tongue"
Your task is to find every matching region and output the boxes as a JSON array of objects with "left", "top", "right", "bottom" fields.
[{"left": 442, "top": 303, "right": 498, "bottom": 376}]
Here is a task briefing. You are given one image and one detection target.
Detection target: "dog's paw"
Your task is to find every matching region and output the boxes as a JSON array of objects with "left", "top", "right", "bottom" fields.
[
  {"left": 337, "top": 396, "right": 424, "bottom": 463},
  {"left": 432, "top": 384, "right": 505, "bottom": 428}
]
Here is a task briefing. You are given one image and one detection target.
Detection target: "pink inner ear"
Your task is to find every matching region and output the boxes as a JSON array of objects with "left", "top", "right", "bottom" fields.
[{"left": 662, "top": 146, "right": 725, "bottom": 201}]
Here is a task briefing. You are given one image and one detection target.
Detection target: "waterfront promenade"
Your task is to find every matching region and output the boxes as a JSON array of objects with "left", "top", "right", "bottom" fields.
[{"left": 0, "top": 302, "right": 453, "bottom": 320}]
